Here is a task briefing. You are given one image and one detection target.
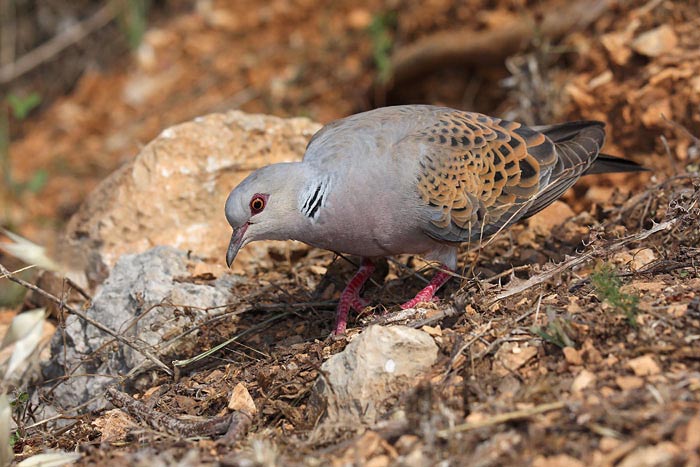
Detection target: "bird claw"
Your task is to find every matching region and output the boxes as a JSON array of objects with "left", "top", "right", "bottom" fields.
[
  {"left": 400, "top": 295, "right": 440, "bottom": 310},
  {"left": 350, "top": 296, "right": 371, "bottom": 311}
]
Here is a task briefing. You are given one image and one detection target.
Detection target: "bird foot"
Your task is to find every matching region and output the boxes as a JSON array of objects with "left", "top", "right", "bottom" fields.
[
  {"left": 333, "top": 259, "right": 375, "bottom": 335},
  {"left": 399, "top": 267, "right": 453, "bottom": 310}
]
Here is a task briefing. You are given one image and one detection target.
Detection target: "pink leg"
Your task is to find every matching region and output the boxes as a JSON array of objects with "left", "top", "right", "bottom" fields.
[
  {"left": 400, "top": 265, "right": 453, "bottom": 309},
  {"left": 334, "top": 258, "right": 375, "bottom": 335}
]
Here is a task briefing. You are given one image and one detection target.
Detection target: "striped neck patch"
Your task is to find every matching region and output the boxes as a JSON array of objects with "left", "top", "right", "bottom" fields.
[{"left": 299, "top": 177, "right": 331, "bottom": 220}]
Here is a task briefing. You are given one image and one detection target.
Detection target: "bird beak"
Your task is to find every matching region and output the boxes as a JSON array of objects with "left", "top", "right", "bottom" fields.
[{"left": 226, "top": 223, "right": 249, "bottom": 268}]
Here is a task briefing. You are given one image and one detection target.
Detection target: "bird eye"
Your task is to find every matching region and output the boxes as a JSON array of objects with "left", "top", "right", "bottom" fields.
[{"left": 249, "top": 194, "right": 267, "bottom": 215}]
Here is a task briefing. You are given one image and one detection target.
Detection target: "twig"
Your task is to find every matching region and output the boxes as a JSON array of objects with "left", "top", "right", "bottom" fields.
[
  {"left": 0, "top": 261, "right": 172, "bottom": 375},
  {"left": 436, "top": 400, "right": 566, "bottom": 437},
  {"left": 0, "top": 0, "right": 16, "bottom": 67},
  {"left": 64, "top": 276, "right": 92, "bottom": 301},
  {"left": 0, "top": 264, "right": 35, "bottom": 279},
  {"left": 104, "top": 387, "right": 252, "bottom": 440},
  {"left": 0, "top": 2, "right": 118, "bottom": 84},
  {"left": 662, "top": 114, "right": 700, "bottom": 146},
  {"left": 491, "top": 218, "right": 678, "bottom": 303},
  {"left": 482, "top": 265, "right": 532, "bottom": 284},
  {"left": 171, "top": 312, "right": 291, "bottom": 369},
  {"left": 408, "top": 305, "right": 462, "bottom": 328}
]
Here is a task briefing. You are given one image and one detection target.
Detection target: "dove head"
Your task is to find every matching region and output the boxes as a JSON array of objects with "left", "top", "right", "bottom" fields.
[{"left": 224, "top": 163, "right": 308, "bottom": 267}]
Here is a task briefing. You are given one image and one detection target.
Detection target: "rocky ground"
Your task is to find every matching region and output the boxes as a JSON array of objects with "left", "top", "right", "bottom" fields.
[{"left": 1, "top": 0, "right": 699, "bottom": 465}]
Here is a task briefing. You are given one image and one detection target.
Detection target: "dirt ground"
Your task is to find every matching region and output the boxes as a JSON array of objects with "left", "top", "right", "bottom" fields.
[{"left": 2, "top": 0, "right": 700, "bottom": 465}]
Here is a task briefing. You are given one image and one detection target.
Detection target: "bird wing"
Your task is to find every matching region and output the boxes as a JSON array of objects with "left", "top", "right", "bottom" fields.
[{"left": 408, "top": 110, "right": 605, "bottom": 244}]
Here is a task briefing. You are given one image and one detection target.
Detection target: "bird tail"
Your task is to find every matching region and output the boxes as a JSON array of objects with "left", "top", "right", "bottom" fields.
[
  {"left": 585, "top": 154, "right": 649, "bottom": 175},
  {"left": 534, "top": 120, "right": 648, "bottom": 175}
]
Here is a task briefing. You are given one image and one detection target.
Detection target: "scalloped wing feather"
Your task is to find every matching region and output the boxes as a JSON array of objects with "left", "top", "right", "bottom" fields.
[{"left": 413, "top": 111, "right": 604, "bottom": 244}]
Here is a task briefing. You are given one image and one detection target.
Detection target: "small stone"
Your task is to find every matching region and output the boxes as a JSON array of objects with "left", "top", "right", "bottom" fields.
[
  {"left": 640, "top": 98, "right": 673, "bottom": 128},
  {"left": 366, "top": 455, "right": 391, "bottom": 467},
  {"left": 599, "top": 436, "right": 622, "bottom": 453},
  {"left": 601, "top": 31, "right": 633, "bottom": 65},
  {"left": 348, "top": 8, "right": 372, "bottom": 29},
  {"left": 420, "top": 325, "right": 442, "bottom": 337},
  {"left": 627, "top": 355, "right": 661, "bottom": 376},
  {"left": 571, "top": 369, "right": 596, "bottom": 393},
  {"left": 395, "top": 434, "right": 420, "bottom": 454},
  {"left": 683, "top": 414, "right": 700, "bottom": 451},
  {"left": 629, "top": 248, "right": 657, "bottom": 271},
  {"left": 533, "top": 454, "right": 586, "bottom": 467},
  {"left": 616, "top": 375, "right": 645, "bottom": 390},
  {"left": 527, "top": 201, "right": 575, "bottom": 236},
  {"left": 618, "top": 442, "right": 680, "bottom": 467},
  {"left": 632, "top": 25, "right": 678, "bottom": 57},
  {"left": 494, "top": 343, "right": 538, "bottom": 376},
  {"left": 93, "top": 409, "right": 137, "bottom": 442},
  {"left": 228, "top": 383, "right": 256, "bottom": 416},
  {"left": 308, "top": 265, "right": 328, "bottom": 275},
  {"left": 563, "top": 347, "right": 583, "bottom": 366}
]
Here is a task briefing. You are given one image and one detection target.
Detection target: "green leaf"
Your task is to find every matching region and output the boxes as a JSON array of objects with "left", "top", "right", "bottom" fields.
[
  {"left": 368, "top": 12, "right": 396, "bottom": 84},
  {"left": 7, "top": 93, "right": 42, "bottom": 120},
  {"left": 25, "top": 170, "right": 48, "bottom": 193}
]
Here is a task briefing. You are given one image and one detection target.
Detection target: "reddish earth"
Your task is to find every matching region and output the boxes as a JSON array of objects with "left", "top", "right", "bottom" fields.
[{"left": 1, "top": 0, "right": 699, "bottom": 464}]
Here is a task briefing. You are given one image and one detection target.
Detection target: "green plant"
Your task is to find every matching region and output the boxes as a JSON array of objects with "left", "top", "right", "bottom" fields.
[
  {"left": 368, "top": 12, "right": 396, "bottom": 84},
  {"left": 7, "top": 93, "right": 41, "bottom": 120},
  {"left": 591, "top": 263, "right": 640, "bottom": 326},
  {"left": 118, "top": 0, "right": 151, "bottom": 49},
  {"left": 1, "top": 93, "right": 48, "bottom": 228},
  {"left": 9, "top": 391, "right": 29, "bottom": 446},
  {"left": 530, "top": 307, "right": 576, "bottom": 348}
]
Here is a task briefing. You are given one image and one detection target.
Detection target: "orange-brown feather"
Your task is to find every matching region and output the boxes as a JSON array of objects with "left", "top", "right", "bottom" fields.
[{"left": 414, "top": 111, "right": 559, "bottom": 242}]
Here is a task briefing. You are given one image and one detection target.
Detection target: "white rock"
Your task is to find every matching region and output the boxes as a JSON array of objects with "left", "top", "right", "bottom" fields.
[{"left": 313, "top": 325, "right": 438, "bottom": 430}]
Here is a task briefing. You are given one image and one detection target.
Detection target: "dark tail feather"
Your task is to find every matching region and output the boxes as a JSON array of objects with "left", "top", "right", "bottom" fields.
[
  {"left": 533, "top": 120, "right": 605, "bottom": 143},
  {"left": 535, "top": 120, "right": 648, "bottom": 175},
  {"left": 585, "top": 154, "right": 649, "bottom": 175}
]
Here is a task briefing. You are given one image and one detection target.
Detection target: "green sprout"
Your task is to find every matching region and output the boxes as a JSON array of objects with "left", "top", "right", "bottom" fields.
[{"left": 591, "top": 263, "right": 640, "bottom": 327}]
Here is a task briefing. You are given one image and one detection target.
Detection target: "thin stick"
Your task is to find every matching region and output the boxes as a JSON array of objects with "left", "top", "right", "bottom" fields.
[
  {"left": 0, "top": 3, "right": 117, "bottom": 84},
  {"left": 0, "top": 264, "right": 35, "bottom": 279},
  {"left": 0, "top": 262, "right": 172, "bottom": 375},
  {"left": 64, "top": 276, "right": 92, "bottom": 301},
  {"left": 171, "top": 312, "right": 291, "bottom": 368},
  {"left": 436, "top": 400, "right": 566, "bottom": 437},
  {"left": 491, "top": 218, "right": 678, "bottom": 303}
]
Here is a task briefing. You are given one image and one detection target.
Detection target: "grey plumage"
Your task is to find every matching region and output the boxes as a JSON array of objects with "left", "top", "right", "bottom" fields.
[{"left": 224, "top": 105, "right": 646, "bottom": 333}]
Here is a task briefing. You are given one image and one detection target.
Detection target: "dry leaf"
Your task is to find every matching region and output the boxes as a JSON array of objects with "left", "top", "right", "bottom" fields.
[
  {"left": 627, "top": 355, "right": 661, "bottom": 376},
  {"left": 632, "top": 25, "right": 678, "bottom": 57},
  {"left": 563, "top": 347, "right": 583, "bottom": 366},
  {"left": 228, "top": 382, "right": 257, "bottom": 416},
  {"left": 616, "top": 375, "right": 644, "bottom": 390},
  {"left": 571, "top": 369, "right": 596, "bottom": 393}
]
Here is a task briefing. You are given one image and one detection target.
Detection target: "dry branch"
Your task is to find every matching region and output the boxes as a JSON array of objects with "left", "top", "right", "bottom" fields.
[
  {"left": 436, "top": 400, "right": 566, "bottom": 437},
  {"left": 0, "top": 2, "right": 117, "bottom": 84},
  {"left": 104, "top": 387, "right": 252, "bottom": 441},
  {"left": 387, "top": 0, "right": 613, "bottom": 85}
]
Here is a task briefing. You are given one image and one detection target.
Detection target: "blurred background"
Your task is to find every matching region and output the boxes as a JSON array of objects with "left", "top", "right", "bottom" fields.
[{"left": 0, "top": 0, "right": 698, "bottom": 305}]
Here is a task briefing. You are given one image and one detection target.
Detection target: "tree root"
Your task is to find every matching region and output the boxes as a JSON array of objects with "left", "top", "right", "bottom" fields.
[
  {"left": 104, "top": 387, "right": 252, "bottom": 443},
  {"left": 384, "top": 0, "right": 613, "bottom": 87}
]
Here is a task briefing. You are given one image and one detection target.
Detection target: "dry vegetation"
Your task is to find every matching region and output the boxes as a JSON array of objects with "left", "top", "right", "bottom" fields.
[{"left": 1, "top": 0, "right": 699, "bottom": 465}]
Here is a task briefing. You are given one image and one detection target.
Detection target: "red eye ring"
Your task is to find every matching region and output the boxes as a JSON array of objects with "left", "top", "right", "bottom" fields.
[{"left": 249, "top": 194, "right": 267, "bottom": 215}]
